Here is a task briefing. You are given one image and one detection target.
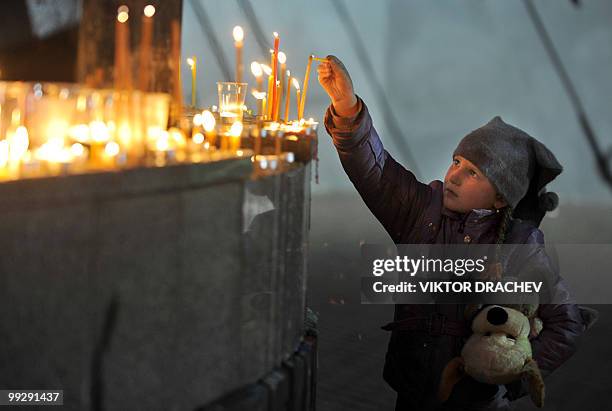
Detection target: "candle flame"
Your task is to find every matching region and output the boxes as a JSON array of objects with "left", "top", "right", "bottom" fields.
[
  {"left": 252, "top": 91, "right": 266, "bottom": 100},
  {"left": 71, "top": 143, "right": 85, "bottom": 157},
  {"left": 278, "top": 51, "right": 286, "bottom": 65},
  {"left": 10, "top": 126, "right": 29, "bottom": 161},
  {"left": 144, "top": 5, "right": 155, "bottom": 17},
  {"left": 229, "top": 121, "right": 243, "bottom": 137},
  {"left": 273, "top": 32, "right": 279, "bottom": 38},
  {"left": 104, "top": 141, "right": 120, "bottom": 157},
  {"left": 187, "top": 57, "right": 195, "bottom": 68},
  {"left": 261, "top": 64, "right": 272, "bottom": 76},
  {"left": 202, "top": 110, "right": 216, "bottom": 132},
  {"left": 193, "top": 113, "right": 203, "bottom": 126},
  {"left": 250, "top": 61, "right": 263, "bottom": 77},
  {"left": 193, "top": 133, "right": 205, "bottom": 144},
  {"left": 0, "top": 140, "right": 8, "bottom": 167},
  {"left": 90, "top": 121, "right": 110, "bottom": 143},
  {"left": 292, "top": 78, "right": 300, "bottom": 90},
  {"left": 117, "top": 6, "right": 129, "bottom": 23},
  {"left": 156, "top": 132, "right": 170, "bottom": 151},
  {"left": 233, "top": 26, "right": 244, "bottom": 42},
  {"left": 36, "top": 138, "right": 72, "bottom": 163}
]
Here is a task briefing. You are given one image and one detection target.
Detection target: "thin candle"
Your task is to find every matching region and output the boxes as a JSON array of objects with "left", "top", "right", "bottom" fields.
[
  {"left": 293, "top": 78, "right": 301, "bottom": 117},
  {"left": 233, "top": 26, "right": 244, "bottom": 83},
  {"left": 262, "top": 63, "right": 273, "bottom": 119},
  {"left": 187, "top": 56, "right": 197, "bottom": 107},
  {"left": 171, "top": 19, "right": 183, "bottom": 119},
  {"left": 278, "top": 51, "right": 286, "bottom": 121},
  {"left": 271, "top": 32, "right": 280, "bottom": 121},
  {"left": 252, "top": 90, "right": 266, "bottom": 118},
  {"left": 311, "top": 56, "right": 328, "bottom": 62},
  {"left": 284, "top": 70, "right": 291, "bottom": 122},
  {"left": 299, "top": 55, "right": 313, "bottom": 119},
  {"left": 114, "top": 6, "right": 130, "bottom": 89},
  {"left": 139, "top": 5, "right": 155, "bottom": 91},
  {"left": 251, "top": 61, "right": 263, "bottom": 92}
]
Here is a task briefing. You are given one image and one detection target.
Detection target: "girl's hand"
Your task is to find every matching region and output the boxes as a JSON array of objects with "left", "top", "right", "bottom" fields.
[{"left": 317, "top": 55, "right": 359, "bottom": 117}]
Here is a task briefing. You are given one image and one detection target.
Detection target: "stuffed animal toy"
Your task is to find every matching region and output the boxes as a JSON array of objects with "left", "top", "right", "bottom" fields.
[{"left": 438, "top": 304, "right": 545, "bottom": 408}]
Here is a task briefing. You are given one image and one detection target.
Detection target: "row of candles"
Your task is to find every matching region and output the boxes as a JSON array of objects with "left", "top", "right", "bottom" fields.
[
  {"left": 0, "top": 5, "right": 323, "bottom": 181},
  {"left": 184, "top": 25, "right": 325, "bottom": 122},
  {"left": 111, "top": 3, "right": 323, "bottom": 123}
]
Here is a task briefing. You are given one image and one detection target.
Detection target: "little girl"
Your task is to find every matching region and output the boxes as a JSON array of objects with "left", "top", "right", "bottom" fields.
[{"left": 318, "top": 55, "right": 588, "bottom": 410}]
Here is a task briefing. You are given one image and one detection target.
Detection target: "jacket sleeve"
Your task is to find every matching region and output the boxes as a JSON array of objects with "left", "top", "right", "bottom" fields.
[
  {"left": 504, "top": 234, "right": 585, "bottom": 401},
  {"left": 324, "top": 97, "right": 432, "bottom": 243}
]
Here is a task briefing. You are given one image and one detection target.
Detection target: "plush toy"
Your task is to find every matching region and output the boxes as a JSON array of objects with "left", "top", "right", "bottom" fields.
[{"left": 438, "top": 304, "right": 545, "bottom": 408}]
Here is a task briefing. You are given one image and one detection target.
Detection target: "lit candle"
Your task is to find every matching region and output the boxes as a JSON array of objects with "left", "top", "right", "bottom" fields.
[
  {"left": 171, "top": 19, "right": 183, "bottom": 120},
  {"left": 293, "top": 78, "right": 301, "bottom": 119},
  {"left": 284, "top": 70, "right": 291, "bottom": 122},
  {"left": 114, "top": 5, "right": 130, "bottom": 90},
  {"left": 262, "top": 63, "right": 273, "bottom": 120},
  {"left": 271, "top": 32, "right": 280, "bottom": 121},
  {"left": 275, "top": 79, "right": 281, "bottom": 122},
  {"left": 299, "top": 54, "right": 313, "bottom": 119},
  {"left": 233, "top": 26, "right": 244, "bottom": 83},
  {"left": 252, "top": 90, "right": 267, "bottom": 118},
  {"left": 278, "top": 51, "right": 287, "bottom": 121},
  {"left": 0, "top": 140, "right": 9, "bottom": 180},
  {"left": 228, "top": 120, "right": 243, "bottom": 153},
  {"left": 202, "top": 110, "right": 217, "bottom": 148},
  {"left": 187, "top": 56, "right": 197, "bottom": 107},
  {"left": 139, "top": 4, "right": 155, "bottom": 92},
  {"left": 250, "top": 61, "right": 263, "bottom": 92},
  {"left": 4, "top": 117, "right": 29, "bottom": 179}
]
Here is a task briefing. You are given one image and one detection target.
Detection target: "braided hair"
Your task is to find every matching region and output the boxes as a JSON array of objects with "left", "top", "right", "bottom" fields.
[{"left": 487, "top": 206, "right": 514, "bottom": 280}]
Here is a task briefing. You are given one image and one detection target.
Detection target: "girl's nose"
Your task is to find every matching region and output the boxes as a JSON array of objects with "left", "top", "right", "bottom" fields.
[{"left": 448, "top": 169, "right": 462, "bottom": 186}]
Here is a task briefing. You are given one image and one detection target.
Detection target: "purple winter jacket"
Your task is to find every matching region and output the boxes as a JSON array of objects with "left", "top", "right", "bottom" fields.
[{"left": 324, "top": 98, "right": 587, "bottom": 410}]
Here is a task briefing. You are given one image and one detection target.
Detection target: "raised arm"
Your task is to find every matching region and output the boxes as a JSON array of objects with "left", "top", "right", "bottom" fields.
[{"left": 318, "top": 55, "right": 432, "bottom": 243}]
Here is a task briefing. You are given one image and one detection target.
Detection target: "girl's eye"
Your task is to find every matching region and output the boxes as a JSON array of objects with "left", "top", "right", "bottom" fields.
[
  {"left": 469, "top": 170, "right": 477, "bottom": 177},
  {"left": 453, "top": 159, "right": 459, "bottom": 166}
]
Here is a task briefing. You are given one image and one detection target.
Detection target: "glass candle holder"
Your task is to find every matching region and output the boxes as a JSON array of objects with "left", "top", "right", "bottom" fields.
[{"left": 217, "top": 82, "right": 247, "bottom": 130}]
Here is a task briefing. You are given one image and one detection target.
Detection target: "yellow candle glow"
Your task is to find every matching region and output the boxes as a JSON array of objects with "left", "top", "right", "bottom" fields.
[
  {"left": 252, "top": 90, "right": 266, "bottom": 118},
  {"left": 251, "top": 61, "right": 263, "bottom": 92},
  {"left": 233, "top": 26, "right": 244, "bottom": 83},
  {"left": 202, "top": 110, "right": 217, "bottom": 147},
  {"left": 187, "top": 56, "right": 197, "bottom": 107},
  {"left": 284, "top": 71, "right": 291, "bottom": 122},
  {"left": 0, "top": 140, "right": 10, "bottom": 178},
  {"left": 262, "top": 63, "right": 273, "bottom": 120},
  {"left": 228, "top": 120, "right": 243, "bottom": 152},
  {"left": 278, "top": 51, "right": 287, "bottom": 121},
  {"left": 299, "top": 55, "right": 313, "bottom": 119}
]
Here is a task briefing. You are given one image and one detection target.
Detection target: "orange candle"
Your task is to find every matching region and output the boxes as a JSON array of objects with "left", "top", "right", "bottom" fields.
[
  {"left": 114, "top": 6, "right": 130, "bottom": 89},
  {"left": 284, "top": 71, "right": 291, "bottom": 122},
  {"left": 170, "top": 19, "right": 183, "bottom": 118},
  {"left": 139, "top": 5, "right": 155, "bottom": 91},
  {"left": 233, "top": 26, "right": 244, "bottom": 82},
  {"left": 271, "top": 32, "right": 280, "bottom": 121},
  {"left": 293, "top": 78, "right": 301, "bottom": 117},
  {"left": 298, "top": 55, "right": 313, "bottom": 119}
]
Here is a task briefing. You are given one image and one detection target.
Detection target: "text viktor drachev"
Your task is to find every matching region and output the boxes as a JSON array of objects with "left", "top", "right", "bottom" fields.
[{"left": 369, "top": 255, "right": 544, "bottom": 295}]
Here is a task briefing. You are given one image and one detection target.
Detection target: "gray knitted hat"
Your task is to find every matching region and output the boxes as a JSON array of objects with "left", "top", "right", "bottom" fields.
[{"left": 453, "top": 116, "right": 562, "bottom": 223}]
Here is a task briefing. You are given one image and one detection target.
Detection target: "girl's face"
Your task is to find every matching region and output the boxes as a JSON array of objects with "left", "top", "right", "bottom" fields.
[{"left": 443, "top": 155, "right": 507, "bottom": 213}]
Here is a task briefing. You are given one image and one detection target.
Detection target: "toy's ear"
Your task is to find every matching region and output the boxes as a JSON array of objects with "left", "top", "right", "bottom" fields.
[
  {"left": 437, "top": 357, "right": 465, "bottom": 403},
  {"left": 521, "top": 357, "right": 545, "bottom": 408}
]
